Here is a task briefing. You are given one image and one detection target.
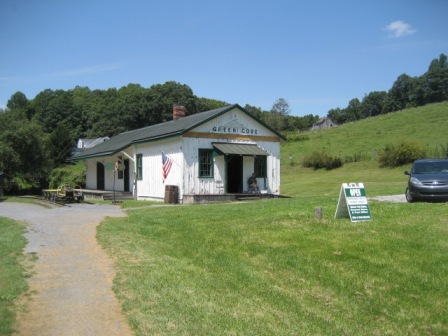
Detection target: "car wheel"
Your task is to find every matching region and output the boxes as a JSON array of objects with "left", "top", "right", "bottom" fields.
[{"left": 405, "top": 188, "right": 415, "bottom": 203}]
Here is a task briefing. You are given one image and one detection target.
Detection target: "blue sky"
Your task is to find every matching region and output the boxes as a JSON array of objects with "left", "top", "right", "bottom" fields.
[{"left": 1, "top": 0, "right": 447, "bottom": 117}]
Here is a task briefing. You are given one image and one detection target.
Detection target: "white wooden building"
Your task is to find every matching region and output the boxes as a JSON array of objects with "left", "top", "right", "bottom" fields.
[{"left": 69, "top": 104, "right": 285, "bottom": 203}]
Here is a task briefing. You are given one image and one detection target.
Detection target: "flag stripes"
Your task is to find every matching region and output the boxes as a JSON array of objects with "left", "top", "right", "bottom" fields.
[{"left": 162, "top": 152, "right": 172, "bottom": 181}]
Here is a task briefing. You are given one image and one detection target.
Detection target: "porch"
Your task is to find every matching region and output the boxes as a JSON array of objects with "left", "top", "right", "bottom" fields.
[
  {"left": 182, "top": 192, "right": 287, "bottom": 204},
  {"left": 80, "top": 189, "right": 134, "bottom": 201},
  {"left": 80, "top": 188, "right": 286, "bottom": 204}
]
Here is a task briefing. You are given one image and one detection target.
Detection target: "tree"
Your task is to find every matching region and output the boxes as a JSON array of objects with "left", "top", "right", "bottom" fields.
[
  {"left": 271, "top": 98, "right": 291, "bottom": 116},
  {"left": 243, "top": 104, "right": 265, "bottom": 120},
  {"left": 48, "top": 123, "right": 75, "bottom": 167},
  {"left": 324, "top": 54, "right": 448, "bottom": 122},
  {"left": 266, "top": 98, "right": 290, "bottom": 131},
  {"left": 384, "top": 74, "right": 419, "bottom": 112},
  {"left": 361, "top": 91, "right": 387, "bottom": 118},
  {"left": 147, "top": 81, "right": 198, "bottom": 122},
  {"left": 326, "top": 99, "right": 361, "bottom": 125},
  {"left": 71, "top": 86, "right": 93, "bottom": 136},
  {"left": 7, "top": 91, "right": 29, "bottom": 111},
  {"left": 292, "top": 114, "right": 319, "bottom": 131},
  {"left": 117, "top": 84, "right": 151, "bottom": 131},
  {"left": 6, "top": 91, "right": 33, "bottom": 120},
  {"left": 422, "top": 53, "right": 448, "bottom": 104},
  {"left": 0, "top": 111, "right": 50, "bottom": 191},
  {"left": 196, "top": 98, "right": 228, "bottom": 112},
  {"left": 345, "top": 98, "right": 362, "bottom": 121},
  {"left": 31, "top": 89, "right": 80, "bottom": 135},
  {"left": 327, "top": 108, "right": 344, "bottom": 124},
  {"left": 85, "top": 88, "right": 121, "bottom": 137}
]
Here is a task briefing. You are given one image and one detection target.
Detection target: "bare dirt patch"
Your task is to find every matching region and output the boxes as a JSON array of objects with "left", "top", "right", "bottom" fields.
[{"left": 0, "top": 202, "right": 133, "bottom": 336}]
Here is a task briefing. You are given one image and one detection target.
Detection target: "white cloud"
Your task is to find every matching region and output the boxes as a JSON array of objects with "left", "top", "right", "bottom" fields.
[
  {"left": 49, "top": 64, "right": 120, "bottom": 78},
  {"left": 384, "top": 21, "right": 417, "bottom": 38}
]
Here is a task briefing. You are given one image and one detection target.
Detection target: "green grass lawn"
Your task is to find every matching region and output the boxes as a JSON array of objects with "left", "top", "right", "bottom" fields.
[
  {"left": 96, "top": 103, "right": 448, "bottom": 335},
  {"left": 0, "top": 197, "right": 45, "bottom": 335},
  {"left": 98, "top": 198, "right": 448, "bottom": 335},
  {"left": 281, "top": 161, "right": 408, "bottom": 198},
  {"left": 0, "top": 215, "right": 29, "bottom": 335}
]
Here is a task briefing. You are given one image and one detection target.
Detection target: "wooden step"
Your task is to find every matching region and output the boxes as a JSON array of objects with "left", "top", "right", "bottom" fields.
[
  {"left": 236, "top": 196, "right": 261, "bottom": 201},
  {"left": 102, "top": 192, "right": 134, "bottom": 201}
]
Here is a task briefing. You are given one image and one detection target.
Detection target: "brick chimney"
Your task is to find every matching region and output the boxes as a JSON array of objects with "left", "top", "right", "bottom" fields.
[{"left": 173, "top": 105, "right": 187, "bottom": 120}]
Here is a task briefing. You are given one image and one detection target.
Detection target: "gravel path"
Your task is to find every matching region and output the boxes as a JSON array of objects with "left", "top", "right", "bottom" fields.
[
  {"left": 368, "top": 194, "right": 407, "bottom": 203},
  {"left": 0, "top": 201, "right": 133, "bottom": 336}
]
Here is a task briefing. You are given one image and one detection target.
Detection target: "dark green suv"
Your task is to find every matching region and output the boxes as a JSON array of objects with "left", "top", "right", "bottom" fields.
[{"left": 405, "top": 159, "right": 448, "bottom": 202}]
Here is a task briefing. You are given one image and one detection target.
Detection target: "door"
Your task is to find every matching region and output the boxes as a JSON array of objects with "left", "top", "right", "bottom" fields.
[
  {"left": 226, "top": 155, "right": 243, "bottom": 193},
  {"left": 96, "top": 162, "right": 105, "bottom": 190},
  {"left": 124, "top": 159, "right": 130, "bottom": 192}
]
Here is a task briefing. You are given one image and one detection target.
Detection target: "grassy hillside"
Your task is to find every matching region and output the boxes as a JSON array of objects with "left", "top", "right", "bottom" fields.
[{"left": 280, "top": 102, "right": 448, "bottom": 198}]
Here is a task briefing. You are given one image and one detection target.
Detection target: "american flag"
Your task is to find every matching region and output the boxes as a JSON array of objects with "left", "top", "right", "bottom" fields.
[{"left": 162, "top": 152, "right": 173, "bottom": 181}]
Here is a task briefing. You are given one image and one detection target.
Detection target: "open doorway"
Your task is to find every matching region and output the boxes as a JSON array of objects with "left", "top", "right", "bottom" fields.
[
  {"left": 124, "top": 159, "right": 130, "bottom": 192},
  {"left": 226, "top": 155, "right": 243, "bottom": 193},
  {"left": 96, "top": 162, "right": 105, "bottom": 190}
]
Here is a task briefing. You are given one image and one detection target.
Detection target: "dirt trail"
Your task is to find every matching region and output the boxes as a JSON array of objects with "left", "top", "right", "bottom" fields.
[{"left": 0, "top": 201, "right": 133, "bottom": 336}]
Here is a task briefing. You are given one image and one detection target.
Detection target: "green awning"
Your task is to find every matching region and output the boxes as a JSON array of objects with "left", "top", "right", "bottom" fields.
[{"left": 212, "top": 143, "right": 269, "bottom": 156}]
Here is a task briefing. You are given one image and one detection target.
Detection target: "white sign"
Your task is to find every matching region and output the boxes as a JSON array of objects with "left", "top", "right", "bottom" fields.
[
  {"left": 335, "top": 183, "right": 372, "bottom": 222},
  {"left": 211, "top": 119, "right": 259, "bottom": 135}
]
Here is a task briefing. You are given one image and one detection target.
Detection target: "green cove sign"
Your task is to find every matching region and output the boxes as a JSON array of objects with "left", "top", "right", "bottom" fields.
[{"left": 335, "top": 183, "right": 372, "bottom": 222}]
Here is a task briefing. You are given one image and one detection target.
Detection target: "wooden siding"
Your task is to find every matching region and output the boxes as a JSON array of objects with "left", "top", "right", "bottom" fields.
[
  {"left": 84, "top": 148, "right": 135, "bottom": 193},
  {"left": 182, "top": 136, "right": 280, "bottom": 196},
  {"left": 183, "top": 131, "right": 280, "bottom": 142},
  {"left": 83, "top": 106, "right": 282, "bottom": 202},
  {"left": 135, "top": 138, "right": 183, "bottom": 201},
  {"left": 182, "top": 137, "right": 223, "bottom": 195}
]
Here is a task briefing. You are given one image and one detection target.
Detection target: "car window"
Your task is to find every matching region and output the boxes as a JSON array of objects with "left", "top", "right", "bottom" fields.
[
  {"left": 413, "top": 163, "right": 429, "bottom": 174},
  {"left": 413, "top": 162, "right": 448, "bottom": 174},
  {"left": 437, "top": 162, "right": 448, "bottom": 173}
]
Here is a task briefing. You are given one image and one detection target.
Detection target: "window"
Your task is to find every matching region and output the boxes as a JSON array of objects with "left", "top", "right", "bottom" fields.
[
  {"left": 199, "top": 149, "right": 213, "bottom": 177},
  {"left": 136, "top": 154, "right": 143, "bottom": 180},
  {"left": 254, "top": 156, "right": 267, "bottom": 178}
]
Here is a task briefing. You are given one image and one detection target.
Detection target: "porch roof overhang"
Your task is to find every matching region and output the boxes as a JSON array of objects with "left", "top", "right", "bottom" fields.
[{"left": 212, "top": 143, "right": 269, "bottom": 156}]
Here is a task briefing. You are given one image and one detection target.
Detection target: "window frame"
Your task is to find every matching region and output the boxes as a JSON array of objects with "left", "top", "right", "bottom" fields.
[
  {"left": 254, "top": 155, "right": 267, "bottom": 178},
  {"left": 198, "top": 149, "right": 214, "bottom": 178},
  {"left": 136, "top": 154, "right": 143, "bottom": 180}
]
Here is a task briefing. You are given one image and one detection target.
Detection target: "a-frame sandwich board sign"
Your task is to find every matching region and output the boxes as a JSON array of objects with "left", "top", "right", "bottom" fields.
[{"left": 334, "top": 183, "right": 372, "bottom": 222}]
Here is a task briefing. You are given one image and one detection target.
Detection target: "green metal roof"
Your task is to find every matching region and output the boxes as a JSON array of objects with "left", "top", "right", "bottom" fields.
[
  {"left": 212, "top": 143, "right": 269, "bottom": 156},
  {"left": 69, "top": 104, "right": 284, "bottom": 161}
]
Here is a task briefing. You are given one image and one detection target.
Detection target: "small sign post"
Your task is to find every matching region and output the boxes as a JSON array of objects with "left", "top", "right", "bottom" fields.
[{"left": 335, "top": 183, "right": 372, "bottom": 222}]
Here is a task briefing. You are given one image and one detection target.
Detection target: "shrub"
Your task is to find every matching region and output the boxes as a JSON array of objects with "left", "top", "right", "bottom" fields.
[
  {"left": 49, "top": 163, "right": 85, "bottom": 188},
  {"left": 286, "top": 134, "right": 310, "bottom": 142},
  {"left": 378, "top": 141, "right": 426, "bottom": 167},
  {"left": 302, "top": 151, "right": 343, "bottom": 170}
]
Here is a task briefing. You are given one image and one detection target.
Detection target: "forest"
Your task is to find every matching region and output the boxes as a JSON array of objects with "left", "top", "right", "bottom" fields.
[
  {"left": 0, "top": 54, "right": 447, "bottom": 193},
  {"left": 327, "top": 53, "right": 448, "bottom": 124}
]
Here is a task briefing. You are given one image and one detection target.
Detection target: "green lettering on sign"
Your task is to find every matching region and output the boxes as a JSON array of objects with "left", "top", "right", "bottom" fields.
[{"left": 335, "top": 183, "right": 372, "bottom": 222}]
